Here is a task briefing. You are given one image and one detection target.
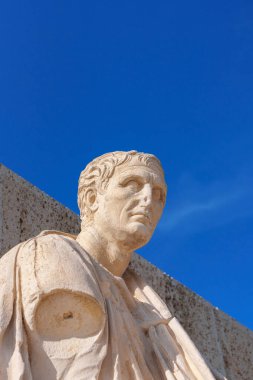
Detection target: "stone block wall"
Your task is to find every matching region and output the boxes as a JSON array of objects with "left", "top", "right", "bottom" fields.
[
  {"left": 0, "top": 163, "right": 252, "bottom": 380},
  {"left": 0, "top": 163, "right": 80, "bottom": 254}
]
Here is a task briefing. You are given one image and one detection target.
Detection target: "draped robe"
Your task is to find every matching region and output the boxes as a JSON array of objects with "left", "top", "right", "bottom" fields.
[{"left": 0, "top": 231, "right": 225, "bottom": 380}]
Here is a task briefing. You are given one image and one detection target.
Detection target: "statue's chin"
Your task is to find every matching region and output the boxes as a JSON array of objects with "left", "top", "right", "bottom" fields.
[{"left": 126, "top": 222, "right": 153, "bottom": 249}]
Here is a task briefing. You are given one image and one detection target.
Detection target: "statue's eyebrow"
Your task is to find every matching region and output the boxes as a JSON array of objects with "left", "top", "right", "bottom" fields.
[
  {"left": 119, "top": 173, "right": 144, "bottom": 183},
  {"left": 118, "top": 172, "right": 166, "bottom": 191}
]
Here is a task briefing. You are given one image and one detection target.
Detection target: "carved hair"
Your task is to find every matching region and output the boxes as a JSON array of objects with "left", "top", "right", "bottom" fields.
[{"left": 78, "top": 150, "right": 165, "bottom": 227}]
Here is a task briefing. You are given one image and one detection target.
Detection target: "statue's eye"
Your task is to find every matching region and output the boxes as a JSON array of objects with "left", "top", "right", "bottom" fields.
[
  {"left": 153, "top": 188, "right": 164, "bottom": 202},
  {"left": 121, "top": 179, "right": 142, "bottom": 191}
]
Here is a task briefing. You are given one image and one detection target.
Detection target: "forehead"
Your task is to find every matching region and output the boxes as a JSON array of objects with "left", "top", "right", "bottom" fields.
[{"left": 112, "top": 163, "right": 166, "bottom": 189}]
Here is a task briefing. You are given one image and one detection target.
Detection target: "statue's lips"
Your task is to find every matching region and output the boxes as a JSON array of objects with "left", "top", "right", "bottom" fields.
[{"left": 129, "top": 213, "right": 151, "bottom": 224}]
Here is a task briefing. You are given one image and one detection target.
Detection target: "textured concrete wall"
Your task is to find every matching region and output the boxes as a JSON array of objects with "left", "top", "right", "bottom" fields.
[
  {"left": 0, "top": 164, "right": 80, "bottom": 254},
  {"left": 0, "top": 163, "right": 252, "bottom": 380}
]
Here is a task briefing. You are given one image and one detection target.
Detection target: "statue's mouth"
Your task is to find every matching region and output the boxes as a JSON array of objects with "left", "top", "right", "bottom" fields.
[{"left": 130, "top": 212, "right": 151, "bottom": 224}]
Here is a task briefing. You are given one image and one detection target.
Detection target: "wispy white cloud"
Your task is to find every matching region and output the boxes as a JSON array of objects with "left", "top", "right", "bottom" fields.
[{"left": 158, "top": 168, "right": 253, "bottom": 235}]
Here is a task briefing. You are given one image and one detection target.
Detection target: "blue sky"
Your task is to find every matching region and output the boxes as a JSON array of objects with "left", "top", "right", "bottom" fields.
[{"left": 0, "top": 1, "right": 253, "bottom": 329}]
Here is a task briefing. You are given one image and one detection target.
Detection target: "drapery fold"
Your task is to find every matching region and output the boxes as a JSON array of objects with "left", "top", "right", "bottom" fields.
[{"left": 0, "top": 231, "right": 225, "bottom": 379}]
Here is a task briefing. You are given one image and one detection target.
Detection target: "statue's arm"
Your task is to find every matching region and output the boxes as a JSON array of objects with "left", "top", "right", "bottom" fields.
[
  {"left": 22, "top": 234, "right": 106, "bottom": 339},
  {"left": 0, "top": 234, "right": 106, "bottom": 341}
]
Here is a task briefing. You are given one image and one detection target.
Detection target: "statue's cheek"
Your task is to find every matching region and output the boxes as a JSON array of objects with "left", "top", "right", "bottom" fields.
[{"left": 35, "top": 290, "right": 105, "bottom": 341}]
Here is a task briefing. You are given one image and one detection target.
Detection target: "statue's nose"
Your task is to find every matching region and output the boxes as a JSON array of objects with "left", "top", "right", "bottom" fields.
[{"left": 140, "top": 184, "right": 153, "bottom": 207}]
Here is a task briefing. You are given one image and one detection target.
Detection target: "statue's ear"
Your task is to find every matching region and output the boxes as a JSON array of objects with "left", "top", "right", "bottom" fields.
[{"left": 84, "top": 189, "right": 98, "bottom": 213}]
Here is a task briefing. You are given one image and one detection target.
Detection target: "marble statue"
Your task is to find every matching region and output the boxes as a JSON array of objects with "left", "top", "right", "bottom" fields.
[{"left": 0, "top": 151, "right": 224, "bottom": 379}]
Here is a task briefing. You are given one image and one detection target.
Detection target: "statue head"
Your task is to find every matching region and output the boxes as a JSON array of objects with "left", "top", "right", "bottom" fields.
[{"left": 78, "top": 150, "right": 167, "bottom": 249}]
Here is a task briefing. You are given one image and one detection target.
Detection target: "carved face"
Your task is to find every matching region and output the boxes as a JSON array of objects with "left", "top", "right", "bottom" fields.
[{"left": 93, "top": 163, "right": 166, "bottom": 250}]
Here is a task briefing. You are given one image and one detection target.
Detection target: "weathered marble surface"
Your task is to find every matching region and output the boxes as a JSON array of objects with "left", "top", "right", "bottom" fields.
[{"left": 0, "top": 162, "right": 252, "bottom": 380}]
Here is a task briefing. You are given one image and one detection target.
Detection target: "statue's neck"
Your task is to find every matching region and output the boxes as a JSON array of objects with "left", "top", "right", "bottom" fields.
[{"left": 76, "top": 227, "right": 133, "bottom": 277}]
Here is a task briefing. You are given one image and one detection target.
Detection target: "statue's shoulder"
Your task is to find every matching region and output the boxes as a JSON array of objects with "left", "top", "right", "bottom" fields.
[
  {"left": 15, "top": 230, "right": 95, "bottom": 281},
  {"left": 0, "top": 230, "right": 95, "bottom": 298},
  {"left": 29, "top": 229, "right": 78, "bottom": 250},
  {"left": 0, "top": 230, "right": 78, "bottom": 263},
  {"left": 6, "top": 230, "right": 79, "bottom": 263},
  {"left": 36, "top": 229, "right": 78, "bottom": 241},
  {"left": 0, "top": 231, "right": 106, "bottom": 345}
]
